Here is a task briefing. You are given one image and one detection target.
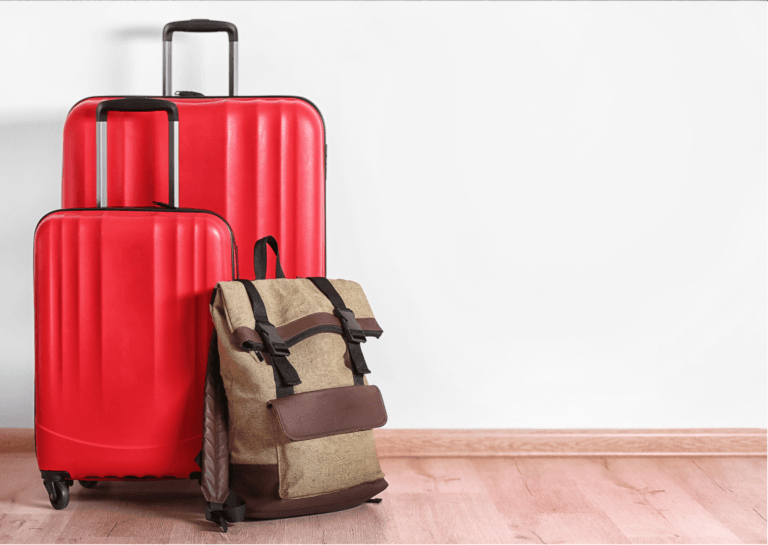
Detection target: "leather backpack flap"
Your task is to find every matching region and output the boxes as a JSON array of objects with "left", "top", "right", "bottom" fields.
[{"left": 268, "top": 385, "right": 388, "bottom": 442}]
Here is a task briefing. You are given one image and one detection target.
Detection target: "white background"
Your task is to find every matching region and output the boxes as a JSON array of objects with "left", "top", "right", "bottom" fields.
[{"left": 0, "top": 2, "right": 765, "bottom": 429}]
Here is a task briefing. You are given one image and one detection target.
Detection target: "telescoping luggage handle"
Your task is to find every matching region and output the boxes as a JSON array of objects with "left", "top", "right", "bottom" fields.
[
  {"left": 95, "top": 98, "right": 180, "bottom": 208},
  {"left": 163, "top": 19, "right": 238, "bottom": 97}
]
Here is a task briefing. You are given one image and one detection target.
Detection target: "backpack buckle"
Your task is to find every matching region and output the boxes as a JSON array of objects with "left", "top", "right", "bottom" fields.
[
  {"left": 334, "top": 308, "right": 367, "bottom": 344},
  {"left": 254, "top": 322, "right": 290, "bottom": 357}
]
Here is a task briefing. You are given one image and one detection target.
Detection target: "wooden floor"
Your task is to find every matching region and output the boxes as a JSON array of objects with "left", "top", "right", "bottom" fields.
[{"left": 0, "top": 452, "right": 764, "bottom": 544}]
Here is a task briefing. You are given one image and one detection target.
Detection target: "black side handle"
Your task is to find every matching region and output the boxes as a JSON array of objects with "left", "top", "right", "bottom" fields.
[
  {"left": 254, "top": 236, "right": 286, "bottom": 280},
  {"left": 96, "top": 98, "right": 179, "bottom": 122},
  {"left": 163, "top": 19, "right": 238, "bottom": 42}
]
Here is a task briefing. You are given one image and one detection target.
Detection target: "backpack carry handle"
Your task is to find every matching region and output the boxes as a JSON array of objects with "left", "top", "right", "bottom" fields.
[
  {"left": 162, "top": 19, "right": 238, "bottom": 97},
  {"left": 95, "top": 98, "right": 179, "bottom": 209},
  {"left": 254, "top": 236, "right": 286, "bottom": 280}
]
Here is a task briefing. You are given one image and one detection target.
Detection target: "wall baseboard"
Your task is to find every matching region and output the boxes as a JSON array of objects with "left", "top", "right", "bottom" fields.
[
  {"left": 372, "top": 428, "right": 767, "bottom": 457},
  {"left": 0, "top": 428, "right": 35, "bottom": 454},
  {"left": 3, "top": 428, "right": 765, "bottom": 457},
  {"left": 1, "top": 428, "right": 35, "bottom": 454}
]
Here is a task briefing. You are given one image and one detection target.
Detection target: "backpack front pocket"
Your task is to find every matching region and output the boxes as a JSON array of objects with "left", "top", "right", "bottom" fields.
[{"left": 268, "top": 385, "right": 387, "bottom": 499}]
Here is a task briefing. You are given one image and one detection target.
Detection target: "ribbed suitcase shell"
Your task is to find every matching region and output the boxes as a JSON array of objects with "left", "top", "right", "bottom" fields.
[
  {"left": 34, "top": 208, "right": 235, "bottom": 479},
  {"left": 62, "top": 97, "right": 326, "bottom": 280}
]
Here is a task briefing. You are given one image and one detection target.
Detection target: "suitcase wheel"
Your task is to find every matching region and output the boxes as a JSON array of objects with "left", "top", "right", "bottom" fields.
[
  {"left": 44, "top": 480, "right": 70, "bottom": 510},
  {"left": 79, "top": 480, "right": 98, "bottom": 489}
]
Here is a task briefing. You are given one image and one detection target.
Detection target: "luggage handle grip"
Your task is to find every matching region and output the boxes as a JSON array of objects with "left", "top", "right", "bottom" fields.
[
  {"left": 163, "top": 19, "right": 238, "bottom": 42},
  {"left": 96, "top": 98, "right": 179, "bottom": 122},
  {"left": 95, "top": 98, "right": 179, "bottom": 209},
  {"left": 162, "top": 19, "right": 238, "bottom": 97}
]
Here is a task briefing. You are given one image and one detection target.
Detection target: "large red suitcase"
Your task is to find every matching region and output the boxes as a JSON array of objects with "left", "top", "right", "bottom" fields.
[
  {"left": 35, "top": 99, "right": 236, "bottom": 509},
  {"left": 62, "top": 20, "right": 325, "bottom": 280}
]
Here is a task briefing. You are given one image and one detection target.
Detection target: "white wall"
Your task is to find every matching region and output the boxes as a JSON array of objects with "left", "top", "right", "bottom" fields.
[{"left": 0, "top": 2, "right": 765, "bottom": 429}]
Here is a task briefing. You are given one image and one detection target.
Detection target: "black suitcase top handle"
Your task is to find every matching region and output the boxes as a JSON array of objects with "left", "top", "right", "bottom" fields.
[{"left": 95, "top": 98, "right": 180, "bottom": 209}]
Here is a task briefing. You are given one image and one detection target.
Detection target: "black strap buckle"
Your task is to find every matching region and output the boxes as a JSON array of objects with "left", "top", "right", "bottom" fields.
[
  {"left": 254, "top": 322, "right": 290, "bottom": 356},
  {"left": 334, "top": 308, "right": 367, "bottom": 344}
]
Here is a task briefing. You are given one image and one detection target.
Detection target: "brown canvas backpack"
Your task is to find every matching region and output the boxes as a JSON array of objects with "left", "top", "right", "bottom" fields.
[{"left": 198, "top": 237, "right": 388, "bottom": 530}]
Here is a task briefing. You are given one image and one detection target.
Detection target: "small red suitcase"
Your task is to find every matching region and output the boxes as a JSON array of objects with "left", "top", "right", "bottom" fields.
[
  {"left": 34, "top": 99, "right": 236, "bottom": 509},
  {"left": 62, "top": 20, "right": 325, "bottom": 280}
]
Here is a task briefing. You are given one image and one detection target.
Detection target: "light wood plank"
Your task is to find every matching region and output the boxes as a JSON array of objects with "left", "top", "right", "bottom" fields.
[
  {"left": 374, "top": 429, "right": 768, "bottom": 457},
  {"left": 56, "top": 480, "right": 204, "bottom": 543},
  {"left": 479, "top": 457, "right": 597, "bottom": 514},
  {"left": 370, "top": 459, "right": 511, "bottom": 543},
  {"left": 383, "top": 493, "right": 511, "bottom": 544},
  {"left": 55, "top": 539, "right": 172, "bottom": 544},
  {"left": 652, "top": 457, "right": 767, "bottom": 544},
  {"left": 221, "top": 499, "right": 397, "bottom": 544},
  {"left": 566, "top": 457, "right": 744, "bottom": 543},
  {"left": 507, "top": 513, "right": 630, "bottom": 544},
  {"left": 470, "top": 457, "right": 541, "bottom": 516},
  {"left": 0, "top": 453, "right": 75, "bottom": 517},
  {"left": 689, "top": 457, "right": 767, "bottom": 516},
  {"left": 472, "top": 457, "right": 630, "bottom": 543},
  {"left": 378, "top": 457, "right": 485, "bottom": 494},
  {"left": 0, "top": 513, "right": 72, "bottom": 544}
]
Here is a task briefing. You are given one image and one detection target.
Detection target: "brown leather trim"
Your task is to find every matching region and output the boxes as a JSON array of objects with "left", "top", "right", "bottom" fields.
[
  {"left": 280, "top": 313, "right": 382, "bottom": 342},
  {"left": 357, "top": 317, "right": 381, "bottom": 334},
  {"left": 233, "top": 313, "right": 383, "bottom": 351},
  {"left": 234, "top": 326, "right": 263, "bottom": 348},
  {"left": 278, "top": 312, "right": 340, "bottom": 339},
  {"left": 268, "top": 385, "right": 388, "bottom": 442},
  {"left": 230, "top": 464, "right": 387, "bottom": 520}
]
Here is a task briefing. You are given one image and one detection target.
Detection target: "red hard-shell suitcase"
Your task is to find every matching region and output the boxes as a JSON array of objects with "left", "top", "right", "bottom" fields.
[
  {"left": 35, "top": 99, "right": 236, "bottom": 509},
  {"left": 62, "top": 20, "right": 325, "bottom": 280}
]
